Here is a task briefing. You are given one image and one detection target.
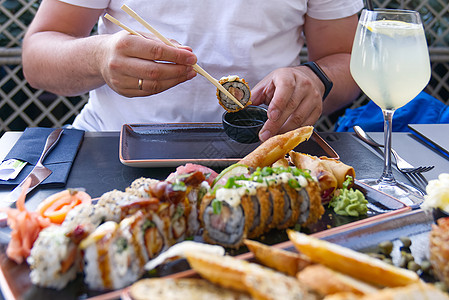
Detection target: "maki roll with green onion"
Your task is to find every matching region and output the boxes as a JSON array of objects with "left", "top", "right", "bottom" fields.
[{"left": 200, "top": 166, "right": 323, "bottom": 248}]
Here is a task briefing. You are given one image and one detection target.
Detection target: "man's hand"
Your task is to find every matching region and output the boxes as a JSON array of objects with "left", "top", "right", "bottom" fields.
[
  {"left": 99, "top": 31, "right": 197, "bottom": 97},
  {"left": 251, "top": 66, "right": 324, "bottom": 141}
]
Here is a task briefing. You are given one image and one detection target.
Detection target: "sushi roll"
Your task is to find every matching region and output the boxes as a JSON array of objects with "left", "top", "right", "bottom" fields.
[
  {"left": 80, "top": 220, "right": 144, "bottom": 290},
  {"left": 276, "top": 183, "right": 301, "bottom": 229},
  {"left": 62, "top": 200, "right": 121, "bottom": 234},
  {"left": 201, "top": 166, "right": 323, "bottom": 248},
  {"left": 217, "top": 75, "right": 251, "bottom": 112},
  {"left": 126, "top": 177, "right": 160, "bottom": 198},
  {"left": 28, "top": 225, "right": 82, "bottom": 290},
  {"left": 140, "top": 211, "right": 165, "bottom": 259},
  {"left": 301, "top": 180, "right": 324, "bottom": 226},
  {"left": 200, "top": 194, "right": 247, "bottom": 248},
  {"left": 119, "top": 211, "right": 150, "bottom": 268},
  {"left": 248, "top": 186, "right": 272, "bottom": 238}
]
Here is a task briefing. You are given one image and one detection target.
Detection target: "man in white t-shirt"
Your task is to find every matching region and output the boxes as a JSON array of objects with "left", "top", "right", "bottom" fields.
[{"left": 22, "top": 0, "right": 364, "bottom": 141}]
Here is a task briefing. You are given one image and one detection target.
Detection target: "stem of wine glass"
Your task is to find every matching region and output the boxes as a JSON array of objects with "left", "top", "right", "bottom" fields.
[{"left": 379, "top": 109, "right": 396, "bottom": 185}]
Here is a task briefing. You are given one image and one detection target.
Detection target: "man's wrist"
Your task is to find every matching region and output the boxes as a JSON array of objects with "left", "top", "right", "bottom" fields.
[{"left": 301, "top": 61, "right": 333, "bottom": 101}]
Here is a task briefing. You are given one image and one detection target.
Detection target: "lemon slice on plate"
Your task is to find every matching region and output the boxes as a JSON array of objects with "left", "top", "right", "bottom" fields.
[{"left": 211, "top": 163, "right": 249, "bottom": 190}]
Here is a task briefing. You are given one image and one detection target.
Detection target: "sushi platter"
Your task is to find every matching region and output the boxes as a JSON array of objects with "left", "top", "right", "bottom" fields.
[
  {"left": 0, "top": 126, "right": 418, "bottom": 300},
  {"left": 0, "top": 181, "right": 411, "bottom": 300}
]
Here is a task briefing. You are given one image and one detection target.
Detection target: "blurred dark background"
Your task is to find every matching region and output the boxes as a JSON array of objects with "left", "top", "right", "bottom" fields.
[{"left": 1, "top": 0, "right": 448, "bottom": 135}]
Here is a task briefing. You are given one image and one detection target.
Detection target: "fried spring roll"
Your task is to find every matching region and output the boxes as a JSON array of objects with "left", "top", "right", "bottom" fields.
[
  {"left": 239, "top": 126, "right": 313, "bottom": 169},
  {"left": 290, "top": 151, "right": 338, "bottom": 201},
  {"left": 319, "top": 157, "right": 356, "bottom": 189}
]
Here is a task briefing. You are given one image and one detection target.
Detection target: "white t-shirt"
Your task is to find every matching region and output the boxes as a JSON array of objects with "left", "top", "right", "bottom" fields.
[{"left": 62, "top": 0, "right": 364, "bottom": 131}]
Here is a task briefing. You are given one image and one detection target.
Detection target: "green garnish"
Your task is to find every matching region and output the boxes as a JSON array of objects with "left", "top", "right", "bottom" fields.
[
  {"left": 141, "top": 219, "right": 156, "bottom": 232},
  {"left": 212, "top": 198, "right": 222, "bottom": 215},
  {"left": 116, "top": 237, "right": 128, "bottom": 253},
  {"left": 288, "top": 178, "right": 301, "bottom": 189},
  {"left": 211, "top": 166, "right": 313, "bottom": 194},
  {"left": 173, "top": 205, "right": 184, "bottom": 219},
  {"left": 211, "top": 163, "right": 249, "bottom": 188},
  {"left": 172, "top": 180, "right": 187, "bottom": 192},
  {"left": 342, "top": 175, "right": 353, "bottom": 190},
  {"left": 224, "top": 176, "right": 242, "bottom": 189},
  {"left": 198, "top": 185, "right": 208, "bottom": 202}
]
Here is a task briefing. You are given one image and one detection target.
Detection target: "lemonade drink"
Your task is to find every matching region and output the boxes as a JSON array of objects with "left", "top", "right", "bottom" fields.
[{"left": 350, "top": 18, "right": 431, "bottom": 111}]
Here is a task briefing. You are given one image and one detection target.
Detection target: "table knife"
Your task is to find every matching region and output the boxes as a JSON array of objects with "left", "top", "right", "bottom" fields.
[{"left": 0, "top": 128, "right": 64, "bottom": 224}]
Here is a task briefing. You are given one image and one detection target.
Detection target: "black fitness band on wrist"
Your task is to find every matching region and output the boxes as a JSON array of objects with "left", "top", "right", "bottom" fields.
[{"left": 301, "top": 61, "right": 333, "bottom": 101}]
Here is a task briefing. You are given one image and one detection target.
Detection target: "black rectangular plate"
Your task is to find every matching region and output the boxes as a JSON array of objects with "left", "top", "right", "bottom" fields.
[{"left": 119, "top": 123, "right": 338, "bottom": 167}]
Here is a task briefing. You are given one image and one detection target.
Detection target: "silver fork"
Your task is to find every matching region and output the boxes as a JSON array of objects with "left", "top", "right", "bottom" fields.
[{"left": 353, "top": 126, "right": 434, "bottom": 174}]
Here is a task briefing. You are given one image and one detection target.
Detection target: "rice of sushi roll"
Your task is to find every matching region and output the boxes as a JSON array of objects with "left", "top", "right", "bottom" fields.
[
  {"left": 64, "top": 203, "right": 117, "bottom": 229},
  {"left": 217, "top": 75, "right": 251, "bottom": 112},
  {"left": 80, "top": 220, "right": 144, "bottom": 290},
  {"left": 28, "top": 225, "right": 82, "bottom": 290},
  {"left": 119, "top": 211, "right": 150, "bottom": 269},
  {"left": 125, "top": 177, "right": 160, "bottom": 198},
  {"left": 200, "top": 194, "right": 247, "bottom": 248}
]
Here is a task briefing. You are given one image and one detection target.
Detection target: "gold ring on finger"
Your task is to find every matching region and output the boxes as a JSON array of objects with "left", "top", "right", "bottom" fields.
[{"left": 138, "top": 78, "right": 143, "bottom": 90}]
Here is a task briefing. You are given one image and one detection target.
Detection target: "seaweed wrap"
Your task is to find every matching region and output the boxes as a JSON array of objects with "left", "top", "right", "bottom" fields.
[
  {"left": 201, "top": 166, "right": 323, "bottom": 248},
  {"left": 217, "top": 75, "right": 252, "bottom": 112}
]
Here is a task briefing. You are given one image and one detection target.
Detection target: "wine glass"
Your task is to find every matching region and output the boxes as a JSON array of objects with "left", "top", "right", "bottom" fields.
[{"left": 350, "top": 9, "right": 431, "bottom": 207}]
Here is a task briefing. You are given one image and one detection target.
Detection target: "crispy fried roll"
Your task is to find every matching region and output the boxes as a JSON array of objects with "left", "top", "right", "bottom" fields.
[
  {"left": 217, "top": 75, "right": 251, "bottom": 112},
  {"left": 302, "top": 180, "right": 324, "bottom": 226},
  {"left": 290, "top": 151, "right": 338, "bottom": 201},
  {"left": 239, "top": 126, "right": 313, "bottom": 169},
  {"left": 201, "top": 166, "right": 323, "bottom": 248},
  {"left": 248, "top": 187, "right": 272, "bottom": 238},
  {"left": 277, "top": 183, "right": 301, "bottom": 229},
  {"left": 267, "top": 185, "right": 285, "bottom": 229},
  {"left": 319, "top": 156, "right": 356, "bottom": 189}
]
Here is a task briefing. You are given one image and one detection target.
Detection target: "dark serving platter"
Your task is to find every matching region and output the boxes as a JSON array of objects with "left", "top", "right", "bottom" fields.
[
  {"left": 0, "top": 179, "right": 411, "bottom": 300},
  {"left": 119, "top": 123, "right": 339, "bottom": 168},
  {"left": 0, "top": 125, "right": 412, "bottom": 300}
]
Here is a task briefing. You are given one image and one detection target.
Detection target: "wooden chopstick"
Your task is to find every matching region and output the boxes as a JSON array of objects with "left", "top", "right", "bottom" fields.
[
  {"left": 118, "top": 4, "right": 244, "bottom": 108},
  {"left": 104, "top": 14, "right": 143, "bottom": 37}
]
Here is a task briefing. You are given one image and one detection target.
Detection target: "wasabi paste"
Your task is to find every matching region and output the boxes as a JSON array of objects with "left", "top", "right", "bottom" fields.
[{"left": 329, "top": 176, "right": 368, "bottom": 217}]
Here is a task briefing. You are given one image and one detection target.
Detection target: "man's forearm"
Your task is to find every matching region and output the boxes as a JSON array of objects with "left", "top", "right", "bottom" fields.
[
  {"left": 22, "top": 32, "right": 107, "bottom": 96},
  {"left": 317, "top": 53, "right": 361, "bottom": 115}
]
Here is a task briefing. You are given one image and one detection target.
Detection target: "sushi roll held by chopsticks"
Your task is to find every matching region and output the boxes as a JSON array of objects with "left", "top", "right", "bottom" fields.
[{"left": 217, "top": 75, "right": 252, "bottom": 112}]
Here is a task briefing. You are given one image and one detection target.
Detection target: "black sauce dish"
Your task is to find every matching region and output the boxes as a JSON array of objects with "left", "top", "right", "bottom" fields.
[{"left": 222, "top": 105, "right": 268, "bottom": 144}]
